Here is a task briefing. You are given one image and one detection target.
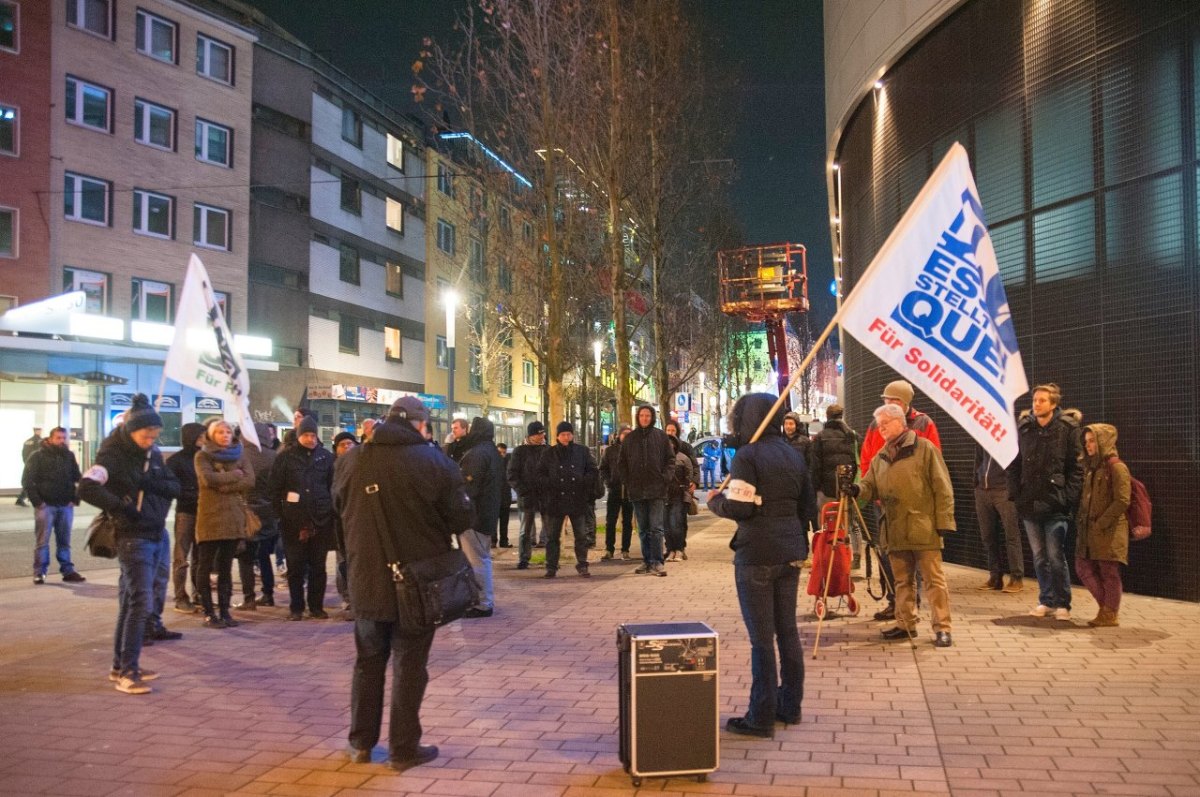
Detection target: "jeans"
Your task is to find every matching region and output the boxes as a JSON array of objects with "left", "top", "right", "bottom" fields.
[
  {"left": 516, "top": 496, "right": 542, "bottom": 566},
  {"left": 734, "top": 562, "right": 804, "bottom": 728},
  {"left": 196, "top": 538, "right": 239, "bottom": 616},
  {"left": 975, "top": 488, "right": 1024, "bottom": 579},
  {"left": 147, "top": 528, "right": 170, "bottom": 631},
  {"left": 458, "top": 529, "right": 494, "bottom": 609},
  {"left": 350, "top": 620, "right": 436, "bottom": 759},
  {"left": 631, "top": 499, "right": 665, "bottom": 566},
  {"left": 544, "top": 512, "right": 589, "bottom": 573},
  {"left": 701, "top": 465, "right": 717, "bottom": 490},
  {"left": 172, "top": 512, "right": 200, "bottom": 602},
  {"left": 1075, "top": 556, "right": 1122, "bottom": 613},
  {"left": 604, "top": 494, "right": 633, "bottom": 553},
  {"left": 33, "top": 503, "right": 76, "bottom": 577},
  {"left": 113, "top": 535, "right": 157, "bottom": 676},
  {"left": 283, "top": 535, "right": 328, "bottom": 614},
  {"left": 1024, "top": 517, "right": 1071, "bottom": 609}
]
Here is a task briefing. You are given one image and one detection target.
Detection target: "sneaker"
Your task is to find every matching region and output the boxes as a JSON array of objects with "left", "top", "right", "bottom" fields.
[
  {"left": 220, "top": 614, "right": 240, "bottom": 628},
  {"left": 725, "top": 717, "right": 774, "bottom": 739},
  {"left": 388, "top": 744, "right": 438, "bottom": 772},
  {"left": 114, "top": 676, "right": 152, "bottom": 695},
  {"left": 110, "top": 668, "right": 158, "bottom": 682},
  {"left": 234, "top": 599, "right": 256, "bottom": 611},
  {"left": 1002, "top": 577, "right": 1024, "bottom": 593},
  {"left": 934, "top": 631, "right": 953, "bottom": 647},
  {"left": 203, "top": 615, "right": 225, "bottom": 628},
  {"left": 977, "top": 578, "right": 1003, "bottom": 591},
  {"left": 1029, "top": 604, "right": 1051, "bottom": 617},
  {"left": 33, "top": 574, "right": 45, "bottom": 585},
  {"left": 620, "top": 551, "right": 631, "bottom": 560},
  {"left": 258, "top": 595, "right": 275, "bottom": 607},
  {"left": 62, "top": 572, "right": 86, "bottom": 583},
  {"left": 577, "top": 565, "right": 591, "bottom": 578},
  {"left": 634, "top": 564, "right": 652, "bottom": 574},
  {"left": 173, "top": 598, "right": 195, "bottom": 614},
  {"left": 148, "top": 627, "right": 183, "bottom": 641},
  {"left": 651, "top": 564, "right": 667, "bottom": 577},
  {"left": 601, "top": 551, "right": 614, "bottom": 561},
  {"left": 1054, "top": 607, "right": 1071, "bottom": 621},
  {"left": 515, "top": 561, "right": 529, "bottom": 570},
  {"left": 346, "top": 746, "right": 372, "bottom": 764}
]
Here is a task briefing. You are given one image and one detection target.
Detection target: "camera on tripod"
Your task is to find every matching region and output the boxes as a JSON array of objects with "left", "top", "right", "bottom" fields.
[{"left": 836, "top": 464, "right": 855, "bottom": 495}]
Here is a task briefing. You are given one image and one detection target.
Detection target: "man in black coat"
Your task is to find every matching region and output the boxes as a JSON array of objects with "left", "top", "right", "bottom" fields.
[
  {"left": 458, "top": 417, "right": 505, "bottom": 616},
  {"left": 507, "top": 421, "right": 548, "bottom": 569},
  {"left": 495, "top": 443, "right": 513, "bottom": 547},
  {"left": 599, "top": 425, "right": 633, "bottom": 560},
  {"left": 166, "top": 422, "right": 206, "bottom": 612},
  {"left": 333, "top": 396, "right": 472, "bottom": 772},
  {"left": 618, "top": 405, "right": 673, "bottom": 576},
  {"left": 537, "top": 421, "right": 599, "bottom": 578},
  {"left": 22, "top": 426, "right": 83, "bottom": 584}
]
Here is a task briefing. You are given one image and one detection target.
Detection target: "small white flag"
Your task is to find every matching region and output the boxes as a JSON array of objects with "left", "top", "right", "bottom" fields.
[
  {"left": 839, "top": 143, "right": 1028, "bottom": 466},
  {"left": 163, "top": 255, "right": 261, "bottom": 451}
]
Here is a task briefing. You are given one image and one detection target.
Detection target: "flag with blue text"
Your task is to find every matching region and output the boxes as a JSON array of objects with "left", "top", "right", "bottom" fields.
[{"left": 838, "top": 143, "right": 1027, "bottom": 466}]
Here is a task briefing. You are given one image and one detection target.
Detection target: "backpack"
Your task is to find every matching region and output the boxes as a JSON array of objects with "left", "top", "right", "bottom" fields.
[{"left": 1109, "top": 457, "right": 1151, "bottom": 540}]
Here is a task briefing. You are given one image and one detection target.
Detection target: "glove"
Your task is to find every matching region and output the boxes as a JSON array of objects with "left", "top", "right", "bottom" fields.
[{"left": 841, "top": 482, "right": 860, "bottom": 498}]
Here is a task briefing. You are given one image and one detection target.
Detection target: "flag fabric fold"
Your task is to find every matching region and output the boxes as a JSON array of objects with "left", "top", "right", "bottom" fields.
[
  {"left": 839, "top": 142, "right": 1027, "bottom": 466},
  {"left": 163, "top": 254, "right": 261, "bottom": 451}
]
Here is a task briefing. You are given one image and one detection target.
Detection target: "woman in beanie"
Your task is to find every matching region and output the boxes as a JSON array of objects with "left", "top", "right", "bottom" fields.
[{"left": 195, "top": 419, "right": 255, "bottom": 628}]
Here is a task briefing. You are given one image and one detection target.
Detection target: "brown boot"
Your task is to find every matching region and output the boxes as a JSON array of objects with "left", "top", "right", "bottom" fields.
[
  {"left": 1001, "top": 577, "right": 1023, "bottom": 593},
  {"left": 1092, "top": 608, "right": 1119, "bottom": 627},
  {"left": 1086, "top": 609, "right": 1105, "bottom": 627}
]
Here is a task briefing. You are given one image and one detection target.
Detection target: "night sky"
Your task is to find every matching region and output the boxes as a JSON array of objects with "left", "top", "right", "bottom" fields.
[{"left": 241, "top": 0, "right": 832, "bottom": 324}]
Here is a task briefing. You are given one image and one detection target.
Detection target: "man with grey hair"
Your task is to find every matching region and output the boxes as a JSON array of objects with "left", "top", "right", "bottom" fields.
[{"left": 845, "top": 403, "right": 956, "bottom": 647}]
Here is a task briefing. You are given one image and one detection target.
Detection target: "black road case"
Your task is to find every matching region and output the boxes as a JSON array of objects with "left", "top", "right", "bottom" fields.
[{"left": 617, "top": 622, "right": 719, "bottom": 787}]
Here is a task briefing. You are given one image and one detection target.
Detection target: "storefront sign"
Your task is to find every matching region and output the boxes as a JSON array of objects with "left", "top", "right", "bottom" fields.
[{"left": 195, "top": 397, "right": 223, "bottom": 411}]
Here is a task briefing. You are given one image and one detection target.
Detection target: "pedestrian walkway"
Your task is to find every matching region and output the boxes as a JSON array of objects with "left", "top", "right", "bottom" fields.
[{"left": 2, "top": 511, "right": 1199, "bottom": 796}]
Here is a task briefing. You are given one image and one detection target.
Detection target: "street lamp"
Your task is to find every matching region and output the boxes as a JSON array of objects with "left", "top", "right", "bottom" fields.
[{"left": 443, "top": 288, "right": 459, "bottom": 422}]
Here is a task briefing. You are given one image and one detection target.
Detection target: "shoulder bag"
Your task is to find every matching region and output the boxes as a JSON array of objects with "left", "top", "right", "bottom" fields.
[{"left": 85, "top": 512, "right": 119, "bottom": 558}]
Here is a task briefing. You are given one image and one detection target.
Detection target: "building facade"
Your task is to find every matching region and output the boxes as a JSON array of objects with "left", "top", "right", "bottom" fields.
[{"left": 825, "top": 0, "right": 1200, "bottom": 601}]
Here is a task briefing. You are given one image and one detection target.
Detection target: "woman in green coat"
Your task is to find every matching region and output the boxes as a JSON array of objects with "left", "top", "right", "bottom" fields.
[
  {"left": 195, "top": 420, "right": 255, "bottom": 628},
  {"left": 1075, "top": 424, "right": 1130, "bottom": 628}
]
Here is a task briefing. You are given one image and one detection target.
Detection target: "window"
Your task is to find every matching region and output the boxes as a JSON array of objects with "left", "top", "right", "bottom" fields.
[
  {"left": 135, "top": 10, "right": 176, "bottom": 63},
  {"left": 0, "top": 2, "right": 16, "bottom": 52},
  {"left": 131, "top": 278, "right": 173, "bottom": 323},
  {"left": 498, "top": 257, "right": 512, "bottom": 293},
  {"left": 341, "top": 105, "right": 361, "bottom": 147},
  {"left": 522, "top": 358, "right": 535, "bottom": 386},
  {"left": 339, "top": 318, "right": 358, "bottom": 354},
  {"left": 132, "top": 189, "right": 173, "bottom": 238},
  {"left": 468, "top": 238, "right": 484, "bottom": 282},
  {"left": 340, "top": 176, "right": 361, "bottom": 214},
  {"left": 499, "top": 204, "right": 511, "bottom": 233},
  {"left": 386, "top": 197, "right": 404, "bottom": 233},
  {"left": 386, "top": 133, "right": 404, "bottom": 171},
  {"left": 523, "top": 220, "right": 533, "bottom": 245},
  {"left": 436, "top": 219, "right": 455, "bottom": 255},
  {"left": 469, "top": 186, "right": 483, "bottom": 219},
  {"left": 133, "top": 99, "right": 174, "bottom": 150},
  {"left": 437, "top": 162, "right": 454, "bottom": 197},
  {"left": 385, "top": 261, "right": 404, "bottom": 297},
  {"left": 65, "top": 76, "right": 111, "bottom": 132},
  {"left": 0, "top": 207, "right": 14, "bottom": 257},
  {"left": 468, "top": 346, "right": 482, "bottom": 393},
  {"left": 385, "top": 327, "right": 403, "bottom": 362},
  {"left": 339, "top": 243, "right": 359, "bottom": 284},
  {"left": 193, "top": 203, "right": 230, "bottom": 250},
  {"left": 436, "top": 336, "right": 448, "bottom": 369},
  {"left": 212, "top": 290, "right": 229, "bottom": 320},
  {"left": 63, "top": 267, "right": 109, "bottom": 312},
  {"left": 0, "top": 104, "right": 16, "bottom": 155},
  {"left": 64, "top": 172, "right": 110, "bottom": 225},
  {"left": 196, "top": 34, "right": 233, "bottom": 84},
  {"left": 195, "top": 118, "right": 231, "bottom": 166},
  {"left": 499, "top": 354, "right": 513, "bottom": 397},
  {"left": 66, "top": 0, "right": 112, "bottom": 39}
]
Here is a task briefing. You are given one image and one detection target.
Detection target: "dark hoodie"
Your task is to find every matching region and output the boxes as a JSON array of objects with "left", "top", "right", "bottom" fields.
[
  {"left": 166, "top": 422, "right": 206, "bottom": 515},
  {"left": 78, "top": 426, "right": 181, "bottom": 541},
  {"left": 618, "top": 405, "right": 674, "bottom": 502},
  {"left": 459, "top": 417, "right": 505, "bottom": 533},
  {"left": 708, "top": 393, "right": 814, "bottom": 565}
]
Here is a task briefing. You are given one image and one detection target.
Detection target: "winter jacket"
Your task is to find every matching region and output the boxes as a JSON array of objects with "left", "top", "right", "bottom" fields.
[
  {"left": 600, "top": 440, "right": 624, "bottom": 495},
  {"left": 195, "top": 440, "right": 255, "bottom": 544},
  {"left": 1007, "top": 406, "right": 1082, "bottom": 521},
  {"left": 667, "top": 451, "right": 695, "bottom": 505},
  {"left": 508, "top": 440, "right": 547, "bottom": 509},
  {"left": 459, "top": 417, "right": 506, "bottom": 533},
  {"left": 618, "top": 405, "right": 673, "bottom": 502},
  {"left": 809, "top": 418, "right": 858, "bottom": 498},
  {"left": 783, "top": 411, "right": 812, "bottom": 467},
  {"left": 499, "top": 452, "right": 513, "bottom": 505},
  {"left": 165, "top": 423, "right": 206, "bottom": 515},
  {"left": 21, "top": 441, "right": 82, "bottom": 507},
  {"left": 973, "top": 445, "right": 1010, "bottom": 490},
  {"left": 860, "top": 407, "right": 940, "bottom": 476},
  {"left": 1076, "top": 424, "right": 1131, "bottom": 565},
  {"left": 244, "top": 426, "right": 279, "bottom": 527},
  {"left": 670, "top": 435, "right": 700, "bottom": 483},
  {"left": 708, "top": 393, "right": 814, "bottom": 566},
  {"left": 857, "top": 430, "right": 956, "bottom": 552},
  {"left": 78, "top": 427, "right": 180, "bottom": 540},
  {"left": 269, "top": 439, "right": 335, "bottom": 547},
  {"left": 538, "top": 441, "right": 599, "bottom": 517},
  {"left": 21, "top": 434, "right": 40, "bottom": 464},
  {"left": 332, "top": 419, "right": 473, "bottom": 622}
]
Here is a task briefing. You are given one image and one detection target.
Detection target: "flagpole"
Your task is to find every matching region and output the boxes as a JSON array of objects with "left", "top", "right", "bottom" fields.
[{"left": 153, "top": 369, "right": 169, "bottom": 412}]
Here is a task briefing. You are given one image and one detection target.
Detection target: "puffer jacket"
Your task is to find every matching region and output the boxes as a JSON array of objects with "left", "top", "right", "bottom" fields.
[
  {"left": 460, "top": 417, "right": 505, "bottom": 533},
  {"left": 195, "top": 439, "right": 255, "bottom": 543},
  {"left": 538, "top": 441, "right": 599, "bottom": 517},
  {"left": 857, "top": 430, "right": 956, "bottom": 552},
  {"left": 809, "top": 418, "right": 858, "bottom": 497},
  {"left": 166, "top": 423, "right": 206, "bottom": 515},
  {"left": 78, "top": 427, "right": 180, "bottom": 540},
  {"left": 708, "top": 393, "right": 814, "bottom": 566},
  {"left": 618, "top": 405, "right": 673, "bottom": 501},
  {"left": 1007, "top": 406, "right": 1081, "bottom": 521},
  {"left": 21, "top": 440, "right": 82, "bottom": 507},
  {"left": 269, "top": 439, "right": 335, "bottom": 547},
  {"left": 332, "top": 419, "right": 473, "bottom": 622},
  {"left": 1076, "top": 424, "right": 1130, "bottom": 564}
]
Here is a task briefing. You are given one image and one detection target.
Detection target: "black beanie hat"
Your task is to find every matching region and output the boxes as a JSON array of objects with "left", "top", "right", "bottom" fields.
[
  {"left": 124, "top": 394, "right": 163, "bottom": 432},
  {"left": 297, "top": 415, "right": 319, "bottom": 436},
  {"left": 556, "top": 421, "right": 574, "bottom": 435},
  {"left": 527, "top": 421, "right": 546, "bottom": 436}
]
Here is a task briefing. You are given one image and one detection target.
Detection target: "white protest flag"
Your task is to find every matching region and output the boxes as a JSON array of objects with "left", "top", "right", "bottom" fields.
[
  {"left": 163, "top": 254, "right": 261, "bottom": 451},
  {"left": 839, "top": 142, "right": 1027, "bottom": 466}
]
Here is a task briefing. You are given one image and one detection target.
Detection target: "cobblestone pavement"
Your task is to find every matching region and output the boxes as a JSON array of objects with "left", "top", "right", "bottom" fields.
[{"left": 2, "top": 509, "right": 1199, "bottom": 797}]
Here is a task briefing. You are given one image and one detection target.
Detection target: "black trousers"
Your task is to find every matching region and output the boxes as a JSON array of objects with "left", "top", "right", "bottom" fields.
[
  {"left": 349, "top": 620, "right": 435, "bottom": 759},
  {"left": 196, "top": 538, "right": 240, "bottom": 616},
  {"left": 605, "top": 496, "right": 633, "bottom": 553},
  {"left": 283, "top": 534, "right": 328, "bottom": 614}
]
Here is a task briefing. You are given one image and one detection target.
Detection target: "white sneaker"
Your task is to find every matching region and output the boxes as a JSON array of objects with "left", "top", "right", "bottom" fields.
[
  {"left": 114, "top": 675, "right": 152, "bottom": 695},
  {"left": 1054, "top": 607, "right": 1071, "bottom": 620},
  {"left": 1029, "top": 604, "right": 1051, "bottom": 617}
]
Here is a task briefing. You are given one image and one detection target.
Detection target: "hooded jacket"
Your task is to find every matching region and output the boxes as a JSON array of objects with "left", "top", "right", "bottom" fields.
[
  {"left": 618, "top": 405, "right": 673, "bottom": 502},
  {"left": 782, "top": 411, "right": 812, "bottom": 466},
  {"left": 333, "top": 419, "right": 473, "bottom": 622},
  {"left": 195, "top": 438, "right": 255, "bottom": 544},
  {"left": 1076, "top": 424, "right": 1130, "bottom": 564},
  {"left": 459, "top": 417, "right": 506, "bottom": 533},
  {"left": 708, "top": 393, "right": 814, "bottom": 565},
  {"left": 269, "top": 436, "right": 335, "bottom": 545},
  {"left": 809, "top": 417, "right": 858, "bottom": 497},
  {"left": 1007, "top": 406, "right": 1082, "bottom": 521},
  {"left": 21, "top": 439, "right": 82, "bottom": 507},
  {"left": 857, "top": 430, "right": 956, "bottom": 552},
  {"left": 600, "top": 437, "right": 625, "bottom": 493},
  {"left": 166, "top": 423, "right": 206, "bottom": 515},
  {"left": 78, "top": 426, "right": 181, "bottom": 540},
  {"left": 538, "top": 438, "right": 600, "bottom": 517}
]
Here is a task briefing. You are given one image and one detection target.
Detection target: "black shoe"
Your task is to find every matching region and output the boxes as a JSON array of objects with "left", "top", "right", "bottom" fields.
[
  {"left": 234, "top": 599, "right": 256, "bottom": 611},
  {"left": 288, "top": 612, "right": 304, "bottom": 621},
  {"left": 346, "top": 746, "right": 372, "bottom": 764},
  {"left": 388, "top": 744, "right": 438, "bottom": 772},
  {"left": 576, "top": 564, "right": 591, "bottom": 578},
  {"left": 219, "top": 613, "right": 239, "bottom": 628},
  {"left": 149, "top": 627, "right": 183, "bottom": 641},
  {"left": 16, "top": 499, "right": 27, "bottom": 506},
  {"left": 309, "top": 610, "right": 329, "bottom": 619},
  {"left": 500, "top": 542, "right": 513, "bottom": 548},
  {"left": 776, "top": 712, "right": 800, "bottom": 726},
  {"left": 62, "top": 572, "right": 86, "bottom": 583},
  {"left": 934, "top": 631, "right": 953, "bottom": 648},
  {"left": 463, "top": 606, "right": 494, "bottom": 618},
  {"left": 881, "top": 626, "right": 915, "bottom": 640},
  {"left": 543, "top": 570, "right": 556, "bottom": 579},
  {"left": 873, "top": 604, "right": 896, "bottom": 621},
  {"left": 259, "top": 595, "right": 275, "bottom": 607},
  {"left": 203, "top": 614, "right": 224, "bottom": 628},
  {"left": 516, "top": 562, "right": 529, "bottom": 570},
  {"left": 725, "top": 717, "right": 774, "bottom": 739}
]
